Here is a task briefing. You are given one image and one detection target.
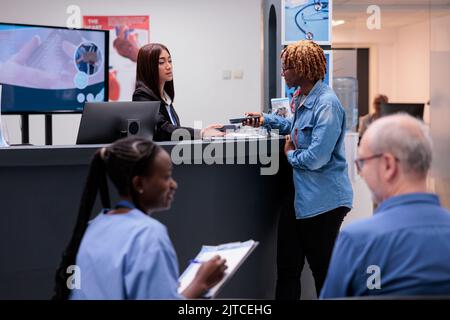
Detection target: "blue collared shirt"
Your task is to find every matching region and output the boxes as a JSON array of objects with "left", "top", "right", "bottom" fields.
[
  {"left": 70, "top": 209, "right": 183, "bottom": 300},
  {"left": 264, "top": 80, "right": 353, "bottom": 218},
  {"left": 320, "top": 193, "right": 450, "bottom": 298}
]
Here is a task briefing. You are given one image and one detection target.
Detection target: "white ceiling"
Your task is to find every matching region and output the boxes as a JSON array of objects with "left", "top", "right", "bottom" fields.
[{"left": 333, "top": 0, "right": 450, "bottom": 30}]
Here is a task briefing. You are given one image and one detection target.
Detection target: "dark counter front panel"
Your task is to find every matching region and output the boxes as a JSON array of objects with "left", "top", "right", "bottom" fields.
[{"left": 0, "top": 138, "right": 293, "bottom": 299}]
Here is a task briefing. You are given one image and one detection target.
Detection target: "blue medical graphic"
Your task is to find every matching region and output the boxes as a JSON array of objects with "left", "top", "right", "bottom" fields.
[{"left": 284, "top": 0, "right": 330, "bottom": 44}]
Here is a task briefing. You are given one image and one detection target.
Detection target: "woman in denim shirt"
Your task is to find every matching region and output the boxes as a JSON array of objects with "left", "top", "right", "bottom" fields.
[{"left": 246, "top": 40, "right": 353, "bottom": 299}]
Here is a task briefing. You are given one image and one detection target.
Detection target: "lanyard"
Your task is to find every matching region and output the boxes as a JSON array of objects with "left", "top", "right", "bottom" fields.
[
  {"left": 298, "top": 95, "right": 307, "bottom": 109},
  {"left": 290, "top": 89, "right": 304, "bottom": 131},
  {"left": 167, "top": 104, "right": 178, "bottom": 126},
  {"left": 291, "top": 90, "right": 306, "bottom": 149},
  {"left": 114, "top": 200, "right": 137, "bottom": 210}
]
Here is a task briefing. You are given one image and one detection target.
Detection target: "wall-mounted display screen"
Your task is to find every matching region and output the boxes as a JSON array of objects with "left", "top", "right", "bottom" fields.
[{"left": 0, "top": 22, "right": 109, "bottom": 114}]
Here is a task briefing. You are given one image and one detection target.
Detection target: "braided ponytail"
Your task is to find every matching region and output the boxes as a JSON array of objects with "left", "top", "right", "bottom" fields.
[
  {"left": 52, "top": 149, "right": 109, "bottom": 300},
  {"left": 53, "top": 137, "right": 161, "bottom": 299}
]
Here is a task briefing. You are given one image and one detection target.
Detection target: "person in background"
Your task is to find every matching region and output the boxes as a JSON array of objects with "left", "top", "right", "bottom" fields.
[
  {"left": 321, "top": 114, "right": 450, "bottom": 298},
  {"left": 245, "top": 40, "right": 353, "bottom": 299},
  {"left": 133, "top": 43, "right": 224, "bottom": 141},
  {"left": 53, "top": 137, "right": 227, "bottom": 299},
  {"left": 358, "top": 94, "right": 389, "bottom": 139}
]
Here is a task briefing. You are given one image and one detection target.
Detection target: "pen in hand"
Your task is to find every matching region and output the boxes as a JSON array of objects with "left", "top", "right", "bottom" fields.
[{"left": 189, "top": 259, "right": 204, "bottom": 264}]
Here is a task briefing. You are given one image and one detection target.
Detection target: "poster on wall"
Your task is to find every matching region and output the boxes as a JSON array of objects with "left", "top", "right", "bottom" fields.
[
  {"left": 282, "top": 0, "right": 332, "bottom": 45},
  {"left": 282, "top": 49, "right": 333, "bottom": 102},
  {"left": 83, "top": 15, "right": 150, "bottom": 101}
]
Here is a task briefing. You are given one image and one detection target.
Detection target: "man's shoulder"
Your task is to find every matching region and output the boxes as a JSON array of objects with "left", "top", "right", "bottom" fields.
[
  {"left": 339, "top": 211, "right": 397, "bottom": 244},
  {"left": 341, "top": 202, "right": 450, "bottom": 241},
  {"left": 341, "top": 217, "right": 378, "bottom": 239}
]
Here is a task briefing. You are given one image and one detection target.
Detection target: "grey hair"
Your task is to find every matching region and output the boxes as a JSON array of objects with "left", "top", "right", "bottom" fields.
[{"left": 365, "top": 113, "right": 433, "bottom": 177}]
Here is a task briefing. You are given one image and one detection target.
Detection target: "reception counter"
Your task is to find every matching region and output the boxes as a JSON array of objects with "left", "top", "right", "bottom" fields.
[{"left": 0, "top": 137, "right": 293, "bottom": 299}]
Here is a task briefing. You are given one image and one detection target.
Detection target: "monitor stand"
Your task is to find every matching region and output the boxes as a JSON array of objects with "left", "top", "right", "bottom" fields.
[
  {"left": 20, "top": 114, "right": 52, "bottom": 145},
  {"left": 45, "top": 114, "right": 52, "bottom": 145},
  {"left": 21, "top": 114, "right": 29, "bottom": 144}
]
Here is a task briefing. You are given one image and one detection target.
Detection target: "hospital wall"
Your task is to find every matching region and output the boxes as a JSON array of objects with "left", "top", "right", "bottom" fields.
[
  {"left": 334, "top": 16, "right": 431, "bottom": 122},
  {"left": 430, "top": 12, "right": 450, "bottom": 210},
  {"left": 0, "top": 0, "right": 263, "bottom": 145},
  {"left": 334, "top": 10, "right": 450, "bottom": 210}
]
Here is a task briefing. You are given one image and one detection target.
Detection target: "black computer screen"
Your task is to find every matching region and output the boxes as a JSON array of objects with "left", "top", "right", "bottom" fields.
[
  {"left": 0, "top": 22, "right": 109, "bottom": 114},
  {"left": 380, "top": 103, "right": 425, "bottom": 120},
  {"left": 76, "top": 101, "right": 160, "bottom": 144}
]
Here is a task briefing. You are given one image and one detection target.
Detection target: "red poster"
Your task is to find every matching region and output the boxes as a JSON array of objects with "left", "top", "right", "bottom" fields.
[{"left": 83, "top": 16, "right": 150, "bottom": 101}]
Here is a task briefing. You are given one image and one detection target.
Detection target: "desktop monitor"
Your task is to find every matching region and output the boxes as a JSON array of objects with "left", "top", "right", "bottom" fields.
[
  {"left": 380, "top": 103, "right": 424, "bottom": 120},
  {"left": 76, "top": 101, "right": 160, "bottom": 144},
  {"left": 0, "top": 22, "right": 109, "bottom": 114}
]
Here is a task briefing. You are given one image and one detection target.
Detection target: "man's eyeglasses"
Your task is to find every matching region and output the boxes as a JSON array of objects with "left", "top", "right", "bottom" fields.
[
  {"left": 354, "top": 153, "right": 383, "bottom": 172},
  {"left": 281, "top": 66, "right": 293, "bottom": 73}
]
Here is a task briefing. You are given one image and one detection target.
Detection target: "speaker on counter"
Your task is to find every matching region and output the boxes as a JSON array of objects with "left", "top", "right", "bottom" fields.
[{"left": 119, "top": 119, "right": 141, "bottom": 138}]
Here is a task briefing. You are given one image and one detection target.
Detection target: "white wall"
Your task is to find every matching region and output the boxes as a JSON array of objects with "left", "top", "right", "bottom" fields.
[
  {"left": 395, "top": 20, "right": 430, "bottom": 104},
  {"left": 334, "top": 18, "right": 430, "bottom": 118},
  {"left": 374, "top": 20, "right": 430, "bottom": 122},
  {"left": 0, "top": 0, "right": 263, "bottom": 145},
  {"left": 333, "top": 13, "right": 433, "bottom": 224},
  {"left": 430, "top": 12, "right": 450, "bottom": 209}
]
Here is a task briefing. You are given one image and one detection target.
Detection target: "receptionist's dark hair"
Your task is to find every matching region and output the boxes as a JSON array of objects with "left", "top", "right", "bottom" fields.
[{"left": 136, "top": 43, "right": 174, "bottom": 102}]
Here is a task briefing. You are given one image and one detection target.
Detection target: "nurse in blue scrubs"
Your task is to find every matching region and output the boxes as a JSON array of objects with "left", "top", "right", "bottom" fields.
[{"left": 53, "top": 137, "right": 226, "bottom": 300}]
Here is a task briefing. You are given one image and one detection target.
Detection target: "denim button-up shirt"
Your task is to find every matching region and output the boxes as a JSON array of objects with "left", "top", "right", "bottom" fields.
[{"left": 264, "top": 80, "right": 353, "bottom": 218}]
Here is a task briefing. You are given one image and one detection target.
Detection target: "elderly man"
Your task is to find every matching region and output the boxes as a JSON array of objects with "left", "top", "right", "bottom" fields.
[{"left": 321, "top": 114, "right": 450, "bottom": 298}]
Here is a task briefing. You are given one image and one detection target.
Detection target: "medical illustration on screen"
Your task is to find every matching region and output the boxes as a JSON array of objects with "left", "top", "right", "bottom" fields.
[{"left": 0, "top": 24, "right": 107, "bottom": 113}]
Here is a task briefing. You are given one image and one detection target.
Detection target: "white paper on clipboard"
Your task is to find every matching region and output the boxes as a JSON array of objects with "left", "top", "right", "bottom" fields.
[{"left": 178, "top": 240, "right": 259, "bottom": 298}]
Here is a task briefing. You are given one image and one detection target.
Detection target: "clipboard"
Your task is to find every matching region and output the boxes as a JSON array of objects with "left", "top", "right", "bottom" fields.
[{"left": 177, "top": 240, "right": 259, "bottom": 298}]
